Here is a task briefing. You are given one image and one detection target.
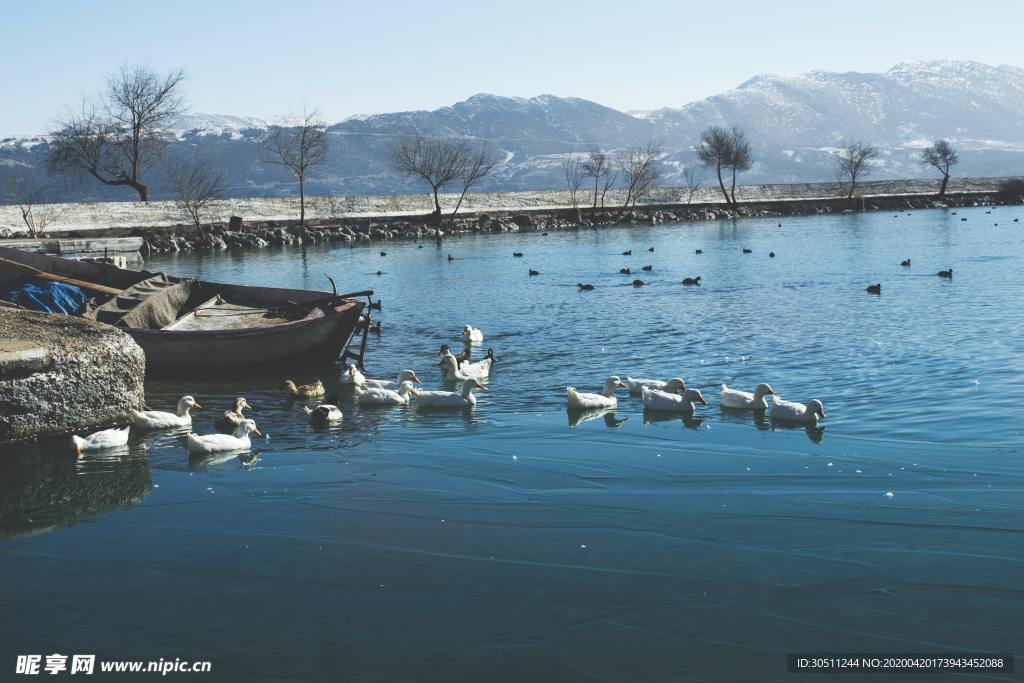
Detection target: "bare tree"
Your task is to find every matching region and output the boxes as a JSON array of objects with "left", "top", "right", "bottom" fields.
[
  {"left": 562, "top": 155, "right": 585, "bottom": 221},
  {"left": 681, "top": 166, "right": 704, "bottom": 204},
  {"left": 697, "top": 125, "right": 753, "bottom": 205},
  {"left": 835, "top": 141, "right": 879, "bottom": 199},
  {"left": 3, "top": 173, "right": 60, "bottom": 237},
  {"left": 725, "top": 126, "right": 753, "bottom": 205},
  {"left": 599, "top": 170, "right": 618, "bottom": 209},
  {"left": 697, "top": 126, "right": 734, "bottom": 204},
  {"left": 581, "top": 149, "right": 610, "bottom": 208},
  {"left": 167, "top": 153, "right": 226, "bottom": 236},
  {"left": 48, "top": 66, "right": 185, "bottom": 202},
  {"left": 920, "top": 139, "right": 959, "bottom": 196},
  {"left": 619, "top": 144, "right": 662, "bottom": 212},
  {"left": 389, "top": 136, "right": 471, "bottom": 223},
  {"left": 259, "top": 109, "right": 328, "bottom": 226},
  {"left": 451, "top": 144, "right": 497, "bottom": 218}
]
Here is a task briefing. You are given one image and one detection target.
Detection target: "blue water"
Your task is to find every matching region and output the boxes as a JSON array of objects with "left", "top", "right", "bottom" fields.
[{"left": 2, "top": 206, "right": 1022, "bottom": 681}]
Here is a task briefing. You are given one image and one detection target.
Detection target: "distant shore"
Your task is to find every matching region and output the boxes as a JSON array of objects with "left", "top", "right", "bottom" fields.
[{"left": 1, "top": 177, "right": 1020, "bottom": 257}]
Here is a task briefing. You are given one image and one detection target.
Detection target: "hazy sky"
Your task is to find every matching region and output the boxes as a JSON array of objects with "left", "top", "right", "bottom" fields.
[{"left": 2, "top": 0, "right": 1022, "bottom": 134}]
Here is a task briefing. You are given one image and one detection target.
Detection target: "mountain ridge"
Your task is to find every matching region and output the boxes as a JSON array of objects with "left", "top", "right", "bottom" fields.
[{"left": 2, "top": 60, "right": 1021, "bottom": 202}]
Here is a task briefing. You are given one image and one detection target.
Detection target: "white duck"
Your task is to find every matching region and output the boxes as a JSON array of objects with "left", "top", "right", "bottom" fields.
[
  {"left": 216, "top": 397, "right": 253, "bottom": 434},
  {"left": 463, "top": 325, "right": 484, "bottom": 343},
  {"left": 132, "top": 396, "right": 202, "bottom": 430},
  {"left": 567, "top": 376, "right": 625, "bottom": 409},
  {"left": 441, "top": 348, "right": 495, "bottom": 381},
  {"left": 771, "top": 396, "right": 827, "bottom": 424},
  {"left": 720, "top": 383, "right": 778, "bottom": 410},
  {"left": 340, "top": 364, "right": 367, "bottom": 387},
  {"left": 364, "top": 369, "right": 421, "bottom": 390},
  {"left": 625, "top": 376, "right": 686, "bottom": 395},
  {"left": 72, "top": 426, "right": 130, "bottom": 454},
  {"left": 413, "top": 379, "right": 488, "bottom": 409},
  {"left": 303, "top": 403, "right": 343, "bottom": 425},
  {"left": 356, "top": 380, "right": 417, "bottom": 406},
  {"left": 187, "top": 419, "right": 261, "bottom": 454},
  {"left": 641, "top": 386, "right": 708, "bottom": 413}
]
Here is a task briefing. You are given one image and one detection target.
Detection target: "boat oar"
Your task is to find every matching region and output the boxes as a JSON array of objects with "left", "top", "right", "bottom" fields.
[
  {"left": 0, "top": 256, "right": 124, "bottom": 296},
  {"left": 336, "top": 290, "right": 375, "bottom": 300}
]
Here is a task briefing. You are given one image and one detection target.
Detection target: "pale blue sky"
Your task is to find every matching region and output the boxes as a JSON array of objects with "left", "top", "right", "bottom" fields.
[{"left": 2, "top": 0, "right": 1022, "bottom": 134}]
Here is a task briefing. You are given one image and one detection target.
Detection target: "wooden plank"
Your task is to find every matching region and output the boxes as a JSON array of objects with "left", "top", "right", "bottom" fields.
[
  {"left": 0, "top": 256, "right": 124, "bottom": 296},
  {"left": 160, "top": 294, "right": 222, "bottom": 331}
]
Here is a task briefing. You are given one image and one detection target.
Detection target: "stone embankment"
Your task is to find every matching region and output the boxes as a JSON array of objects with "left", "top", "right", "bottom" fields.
[
  {"left": 135, "top": 190, "right": 1022, "bottom": 256},
  {"left": 0, "top": 308, "right": 146, "bottom": 445},
  {"left": 0, "top": 176, "right": 1016, "bottom": 236}
]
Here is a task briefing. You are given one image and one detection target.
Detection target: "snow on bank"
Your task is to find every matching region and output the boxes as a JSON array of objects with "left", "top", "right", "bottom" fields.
[{"left": 0, "top": 178, "right": 1009, "bottom": 235}]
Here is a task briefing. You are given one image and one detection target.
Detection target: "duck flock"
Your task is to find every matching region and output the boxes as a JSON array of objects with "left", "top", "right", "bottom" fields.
[
  {"left": 68, "top": 205, "right": 1010, "bottom": 457},
  {"left": 562, "top": 243, "right": 956, "bottom": 294},
  {"left": 71, "top": 322, "right": 826, "bottom": 456}
]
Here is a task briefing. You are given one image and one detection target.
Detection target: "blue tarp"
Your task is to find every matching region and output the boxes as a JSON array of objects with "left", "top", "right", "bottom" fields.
[{"left": 1, "top": 278, "right": 88, "bottom": 315}]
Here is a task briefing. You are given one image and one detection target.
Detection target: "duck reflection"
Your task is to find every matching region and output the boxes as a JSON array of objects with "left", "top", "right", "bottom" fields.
[
  {"left": 719, "top": 407, "right": 771, "bottom": 431},
  {"left": 189, "top": 449, "right": 260, "bottom": 471},
  {"left": 642, "top": 409, "right": 705, "bottom": 431},
  {"left": 407, "top": 406, "right": 484, "bottom": 431},
  {"left": 567, "top": 407, "right": 629, "bottom": 429},
  {"left": 771, "top": 420, "right": 826, "bottom": 444},
  {"left": 0, "top": 443, "right": 151, "bottom": 540}
]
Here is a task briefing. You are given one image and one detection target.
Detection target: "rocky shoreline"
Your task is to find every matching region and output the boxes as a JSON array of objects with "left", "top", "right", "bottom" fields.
[{"left": 132, "top": 190, "right": 1023, "bottom": 256}]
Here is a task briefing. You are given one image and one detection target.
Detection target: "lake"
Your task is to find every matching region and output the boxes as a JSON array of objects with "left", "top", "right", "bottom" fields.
[{"left": 2, "top": 206, "right": 1022, "bottom": 681}]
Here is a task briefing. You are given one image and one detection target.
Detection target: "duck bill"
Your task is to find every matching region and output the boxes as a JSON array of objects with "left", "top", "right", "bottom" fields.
[
  {"left": 699, "top": 397, "right": 709, "bottom": 405},
  {"left": 412, "top": 375, "right": 422, "bottom": 384},
  {"left": 818, "top": 409, "right": 827, "bottom": 419},
  {"left": 476, "top": 384, "right": 489, "bottom": 391},
  {"left": 193, "top": 402, "right": 203, "bottom": 410},
  {"left": 252, "top": 427, "right": 262, "bottom": 436}
]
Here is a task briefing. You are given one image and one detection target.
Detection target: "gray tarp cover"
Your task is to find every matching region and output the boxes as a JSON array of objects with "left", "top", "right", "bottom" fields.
[{"left": 86, "top": 274, "right": 196, "bottom": 329}]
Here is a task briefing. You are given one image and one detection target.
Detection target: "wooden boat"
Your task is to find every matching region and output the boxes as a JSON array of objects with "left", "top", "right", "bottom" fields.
[{"left": 0, "top": 245, "right": 371, "bottom": 371}]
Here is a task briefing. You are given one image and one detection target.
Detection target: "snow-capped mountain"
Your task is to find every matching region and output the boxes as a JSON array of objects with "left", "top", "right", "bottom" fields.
[
  {"left": 2, "top": 60, "right": 1021, "bottom": 201},
  {"left": 336, "top": 93, "right": 652, "bottom": 147},
  {"left": 642, "top": 60, "right": 1024, "bottom": 180},
  {"left": 166, "top": 113, "right": 268, "bottom": 134}
]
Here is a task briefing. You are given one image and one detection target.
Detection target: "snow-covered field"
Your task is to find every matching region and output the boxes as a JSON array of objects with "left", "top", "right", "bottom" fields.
[{"left": 0, "top": 177, "right": 1009, "bottom": 235}]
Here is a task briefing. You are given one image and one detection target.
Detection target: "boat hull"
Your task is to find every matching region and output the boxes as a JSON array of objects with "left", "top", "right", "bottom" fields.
[
  {"left": 131, "top": 300, "right": 364, "bottom": 371},
  {"left": 0, "top": 246, "right": 369, "bottom": 372}
]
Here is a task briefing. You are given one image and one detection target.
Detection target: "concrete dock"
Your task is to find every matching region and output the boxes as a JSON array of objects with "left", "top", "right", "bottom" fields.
[
  {"left": 0, "top": 237, "right": 145, "bottom": 267},
  {"left": 0, "top": 308, "right": 146, "bottom": 445}
]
